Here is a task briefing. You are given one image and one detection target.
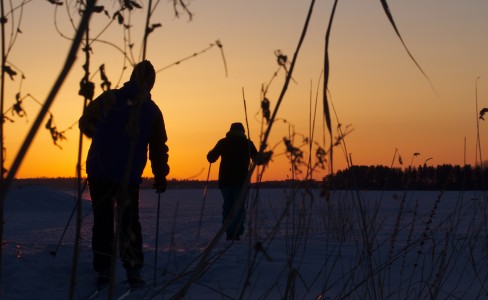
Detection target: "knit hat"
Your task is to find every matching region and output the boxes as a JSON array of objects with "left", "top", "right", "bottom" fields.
[{"left": 229, "top": 122, "right": 245, "bottom": 133}]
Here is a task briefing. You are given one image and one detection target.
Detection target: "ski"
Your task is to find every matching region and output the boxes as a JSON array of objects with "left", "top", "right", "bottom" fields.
[
  {"left": 85, "top": 280, "right": 128, "bottom": 300},
  {"left": 85, "top": 286, "right": 107, "bottom": 300},
  {"left": 116, "top": 285, "right": 147, "bottom": 300},
  {"left": 116, "top": 286, "right": 133, "bottom": 300}
]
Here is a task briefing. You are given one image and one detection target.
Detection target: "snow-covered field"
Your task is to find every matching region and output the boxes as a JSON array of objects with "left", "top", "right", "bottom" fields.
[{"left": 2, "top": 185, "right": 488, "bottom": 299}]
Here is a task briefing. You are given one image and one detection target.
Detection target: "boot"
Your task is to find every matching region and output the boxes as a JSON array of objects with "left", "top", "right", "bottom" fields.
[
  {"left": 126, "top": 268, "right": 145, "bottom": 288},
  {"left": 96, "top": 269, "right": 110, "bottom": 290}
]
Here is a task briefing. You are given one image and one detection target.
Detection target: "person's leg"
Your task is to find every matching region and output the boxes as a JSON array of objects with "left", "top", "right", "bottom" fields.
[
  {"left": 234, "top": 189, "right": 246, "bottom": 238},
  {"left": 221, "top": 187, "right": 245, "bottom": 240},
  {"left": 88, "top": 177, "right": 117, "bottom": 286},
  {"left": 118, "top": 184, "right": 145, "bottom": 286},
  {"left": 232, "top": 188, "right": 246, "bottom": 238},
  {"left": 221, "top": 187, "right": 233, "bottom": 239}
]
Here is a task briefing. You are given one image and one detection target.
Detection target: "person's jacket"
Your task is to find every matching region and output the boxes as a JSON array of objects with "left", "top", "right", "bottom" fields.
[
  {"left": 79, "top": 81, "right": 169, "bottom": 184},
  {"left": 207, "top": 129, "right": 257, "bottom": 188}
]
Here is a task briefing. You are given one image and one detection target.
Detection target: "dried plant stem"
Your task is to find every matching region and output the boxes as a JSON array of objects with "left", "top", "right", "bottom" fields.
[
  {"left": 0, "top": 0, "right": 6, "bottom": 289},
  {"left": 156, "top": 41, "right": 223, "bottom": 74},
  {"left": 379, "top": 0, "right": 437, "bottom": 95},
  {"left": 142, "top": 0, "right": 153, "bottom": 60},
  {"left": 71, "top": 22, "right": 90, "bottom": 300},
  {"left": 242, "top": 87, "right": 251, "bottom": 140},
  {"left": 475, "top": 77, "right": 485, "bottom": 172},
  {"left": 322, "top": 0, "right": 338, "bottom": 175},
  {"left": 258, "top": 1, "right": 315, "bottom": 155}
]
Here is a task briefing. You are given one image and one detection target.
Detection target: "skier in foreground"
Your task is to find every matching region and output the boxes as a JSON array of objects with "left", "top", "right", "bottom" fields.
[
  {"left": 79, "top": 60, "right": 169, "bottom": 289},
  {"left": 207, "top": 122, "right": 260, "bottom": 241}
]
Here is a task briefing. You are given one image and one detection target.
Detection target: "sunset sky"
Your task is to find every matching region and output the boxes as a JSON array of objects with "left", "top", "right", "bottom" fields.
[{"left": 2, "top": 0, "right": 488, "bottom": 181}]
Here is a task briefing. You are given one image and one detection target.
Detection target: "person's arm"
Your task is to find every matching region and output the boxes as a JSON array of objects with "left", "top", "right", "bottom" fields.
[
  {"left": 149, "top": 109, "right": 170, "bottom": 192},
  {"left": 78, "top": 91, "right": 116, "bottom": 138},
  {"left": 207, "top": 140, "right": 224, "bottom": 163}
]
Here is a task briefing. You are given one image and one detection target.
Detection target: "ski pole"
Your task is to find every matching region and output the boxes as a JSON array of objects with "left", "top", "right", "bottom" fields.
[
  {"left": 153, "top": 191, "right": 162, "bottom": 287},
  {"left": 197, "top": 163, "right": 212, "bottom": 239},
  {"left": 50, "top": 178, "right": 88, "bottom": 257}
]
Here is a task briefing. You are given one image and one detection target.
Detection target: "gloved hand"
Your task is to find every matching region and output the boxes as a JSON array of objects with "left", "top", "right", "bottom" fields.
[{"left": 153, "top": 177, "right": 167, "bottom": 193}]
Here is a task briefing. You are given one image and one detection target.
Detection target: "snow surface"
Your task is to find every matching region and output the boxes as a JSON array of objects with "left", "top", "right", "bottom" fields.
[{"left": 2, "top": 185, "right": 488, "bottom": 299}]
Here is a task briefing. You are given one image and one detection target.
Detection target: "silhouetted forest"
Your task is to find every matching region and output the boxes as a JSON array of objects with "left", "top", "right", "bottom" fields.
[{"left": 325, "top": 164, "right": 488, "bottom": 190}]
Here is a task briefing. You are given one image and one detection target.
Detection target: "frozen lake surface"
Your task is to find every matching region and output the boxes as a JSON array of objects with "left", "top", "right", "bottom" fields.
[{"left": 2, "top": 186, "right": 488, "bottom": 299}]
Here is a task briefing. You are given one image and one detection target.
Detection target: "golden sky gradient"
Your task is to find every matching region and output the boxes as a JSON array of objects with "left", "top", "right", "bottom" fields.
[{"left": 3, "top": 0, "right": 488, "bottom": 181}]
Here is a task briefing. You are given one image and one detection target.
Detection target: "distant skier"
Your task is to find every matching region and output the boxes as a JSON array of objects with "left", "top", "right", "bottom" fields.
[
  {"left": 79, "top": 60, "right": 169, "bottom": 289},
  {"left": 207, "top": 122, "right": 261, "bottom": 240}
]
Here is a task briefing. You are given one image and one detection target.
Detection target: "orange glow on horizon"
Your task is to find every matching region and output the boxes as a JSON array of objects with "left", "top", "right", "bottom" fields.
[{"left": 3, "top": 1, "right": 488, "bottom": 182}]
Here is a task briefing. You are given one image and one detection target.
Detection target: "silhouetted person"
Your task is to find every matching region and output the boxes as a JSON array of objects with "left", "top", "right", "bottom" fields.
[
  {"left": 79, "top": 60, "right": 169, "bottom": 289},
  {"left": 207, "top": 122, "right": 260, "bottom": 240}
]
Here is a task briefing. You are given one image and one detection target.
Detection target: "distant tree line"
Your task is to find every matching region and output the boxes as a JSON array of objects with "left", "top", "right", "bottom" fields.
[
  {"left": 11, "top": 177, "right": 296, "bottom": 190},
  {"left": 325, "top": 164, "right": 488, "bottom": 190},
  {"left": 13, "top": 164, "right": 488, "bottom": 191}
]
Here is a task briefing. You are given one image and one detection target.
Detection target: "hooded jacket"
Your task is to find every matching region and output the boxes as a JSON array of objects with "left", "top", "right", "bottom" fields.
[
  {"left": 79, "top": 81, "right": 169, "bottom": 184},
  {"left": 207, "top": 126, "right": 258, "bottom": 188}
]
